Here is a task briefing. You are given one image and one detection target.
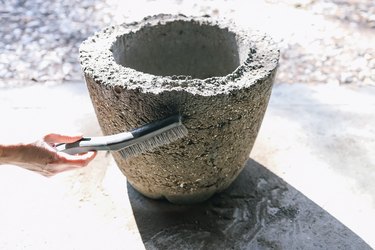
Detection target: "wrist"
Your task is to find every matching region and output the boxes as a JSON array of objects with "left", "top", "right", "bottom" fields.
[
  {"left": 0, "top": 144, "right": 26, "bottom": 165},
  {"left": 0, "top": 145, "right": 4, "bottom": 163}
]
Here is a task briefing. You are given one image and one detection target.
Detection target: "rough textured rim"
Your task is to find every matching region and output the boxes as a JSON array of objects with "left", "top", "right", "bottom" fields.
[{"left": 79, "top": 14, "right": 279, "bottom": 96}]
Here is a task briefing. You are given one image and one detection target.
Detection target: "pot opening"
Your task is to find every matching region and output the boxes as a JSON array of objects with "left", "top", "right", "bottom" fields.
[{"left": 111, "top": 20, "right": 240, "bottom": 79}]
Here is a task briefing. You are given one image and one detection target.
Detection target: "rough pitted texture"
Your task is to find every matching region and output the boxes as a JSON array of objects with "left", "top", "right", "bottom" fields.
[{"left": 80, "top": 14, "right": 279, "bottom": 203}]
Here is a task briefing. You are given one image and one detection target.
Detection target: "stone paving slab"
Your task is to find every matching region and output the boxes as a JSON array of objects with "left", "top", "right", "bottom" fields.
[{"left": 0, "top": 82, "right": 374, "bottom": 249}]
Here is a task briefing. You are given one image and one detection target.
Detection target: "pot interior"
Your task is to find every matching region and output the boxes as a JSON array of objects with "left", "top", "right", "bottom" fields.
[{"left": 111, "top": 20, "right": 240, "bottom": 79}]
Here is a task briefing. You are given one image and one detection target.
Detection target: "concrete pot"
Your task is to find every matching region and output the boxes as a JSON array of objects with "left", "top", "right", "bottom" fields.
[{"left": 80, "top": 14, "right": 279, "bottom": 204}]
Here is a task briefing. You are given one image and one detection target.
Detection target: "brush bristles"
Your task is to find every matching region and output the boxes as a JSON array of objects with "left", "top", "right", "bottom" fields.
[{"left": 119, "top": 124, "right": 188, "bottom": 159}]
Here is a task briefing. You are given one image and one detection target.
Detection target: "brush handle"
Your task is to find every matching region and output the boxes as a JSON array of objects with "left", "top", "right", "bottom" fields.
[
  {"left": 56, "top": 115, "right": 182, "bottom": 155},
  {"left": 55, "top": 132, "right": 134, "bottom": 155}
]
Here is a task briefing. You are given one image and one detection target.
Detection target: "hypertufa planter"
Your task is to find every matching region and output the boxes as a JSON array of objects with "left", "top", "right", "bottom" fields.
[{"left": 80, "top": 14, "right": 279, "bottom": 204}]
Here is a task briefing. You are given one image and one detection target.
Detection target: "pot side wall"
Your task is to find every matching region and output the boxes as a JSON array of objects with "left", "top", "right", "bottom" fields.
[{"left": 85, "top": 69, "right": 276, "bottom": 204}]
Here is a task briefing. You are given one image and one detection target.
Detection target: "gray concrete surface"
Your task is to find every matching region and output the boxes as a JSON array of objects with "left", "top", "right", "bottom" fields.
[{"left": 0, "top": 82, "right": 374, "bottom": 249}]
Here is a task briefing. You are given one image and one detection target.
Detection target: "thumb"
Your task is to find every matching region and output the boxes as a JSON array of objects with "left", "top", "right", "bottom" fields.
[{"left": 44, "top": 133, "right": 83, "bottom": 144}]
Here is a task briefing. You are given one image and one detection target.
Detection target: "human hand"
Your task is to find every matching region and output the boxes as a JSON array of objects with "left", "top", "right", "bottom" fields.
[{"left": 0, "top": 133, "right": 97, "bottom": 177}]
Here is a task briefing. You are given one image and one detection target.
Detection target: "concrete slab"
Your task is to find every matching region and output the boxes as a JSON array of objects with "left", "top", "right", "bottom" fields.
[
  {"left": 252, "top": 83, "right": 375, "bottom": 248},
  {"left": 0, "top": 82, "right": 374, "bottom": 249}
]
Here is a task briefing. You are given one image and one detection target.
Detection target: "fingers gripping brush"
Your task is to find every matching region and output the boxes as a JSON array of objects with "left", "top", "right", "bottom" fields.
[{"left": 56, "top": 115, "right": 188, "bottom": 159}]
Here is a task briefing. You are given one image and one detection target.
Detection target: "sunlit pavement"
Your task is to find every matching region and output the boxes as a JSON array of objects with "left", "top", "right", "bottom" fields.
[
  {"left": 0, "top": 82, "right": 374, "bottom": 249},
  {"left": 252, "top": 83, "right": 375, "bottom": 248}
]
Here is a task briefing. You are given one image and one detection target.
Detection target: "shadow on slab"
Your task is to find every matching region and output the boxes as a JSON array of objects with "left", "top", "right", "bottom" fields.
[{"left": 127, "top": 159, "right": 371, "bottom": 250}]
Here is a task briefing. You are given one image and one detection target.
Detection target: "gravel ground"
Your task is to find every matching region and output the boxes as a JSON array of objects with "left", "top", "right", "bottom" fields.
[
  {"left": 0, "top": 0, "right": 374, "bottom": 87},
  {"left": 272, "top": 0, "right": 375, "bottom": 85},
  {"left": 0, "top": 0, "right": 115, "bottom": 86}
]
